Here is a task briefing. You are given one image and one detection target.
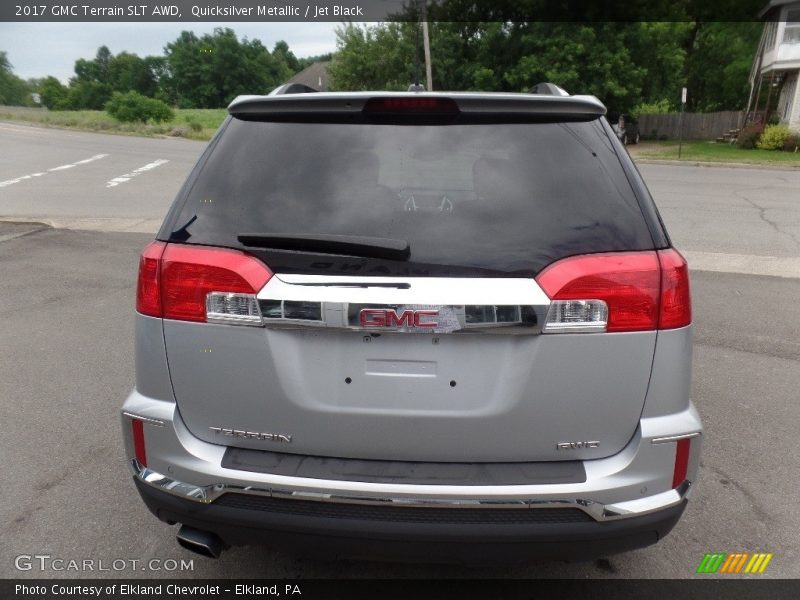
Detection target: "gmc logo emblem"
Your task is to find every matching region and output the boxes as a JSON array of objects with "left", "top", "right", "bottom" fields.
[{"left": 359, "top": 308, "right": 440, "bottom": 328}]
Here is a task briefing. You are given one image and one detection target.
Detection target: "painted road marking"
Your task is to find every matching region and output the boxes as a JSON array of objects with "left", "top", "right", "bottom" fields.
[
  {"left": 0, "top": 154, "right": 108, "bottom": 188},
  {"left": 683, "top": 251, "right": 800, "bottom": 279},
  {"left": 106, "top": 159, "right": 169, "bottom": 188}
]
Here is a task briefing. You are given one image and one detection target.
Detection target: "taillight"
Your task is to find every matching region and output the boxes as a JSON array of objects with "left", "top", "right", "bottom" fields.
[
  {"left": 672, "top": 438, "right": 691, "bottom": 488},
  {"left": 658, "top": 249, "right": 691, "bottom": 329},
  {"left": 135, "top": 242, "right": 272, "bottom": 325},
  {"left": 136, "top": 241, "right": 166, "bottom": 317},
  {"left": 537, "top": 250, "right": 692, "bottom": 333},
  {"left": 537, "top": 252, "right": 661, "bottom": 332}
]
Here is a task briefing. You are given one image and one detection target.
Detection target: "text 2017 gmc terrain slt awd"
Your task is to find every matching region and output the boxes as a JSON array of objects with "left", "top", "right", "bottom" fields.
[{"left": 122, "top": 87, "right": 701, "bottom": 562}]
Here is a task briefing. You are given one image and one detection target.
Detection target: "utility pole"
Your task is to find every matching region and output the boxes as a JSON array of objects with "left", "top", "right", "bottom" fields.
[
  {"left": 678, "top": 87, "right": 687, "bottom": 159},
  {"left": 421, "top": 1, "right": 432, "bottom": 91},
  {"left": 413, "top": 0, "right": 420, "bottom": 89}
]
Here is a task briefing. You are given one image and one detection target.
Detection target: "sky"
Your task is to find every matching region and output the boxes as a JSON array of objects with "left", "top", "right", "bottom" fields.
[{"left": 0, "top": 22, "right": 341, "bottom": 82}]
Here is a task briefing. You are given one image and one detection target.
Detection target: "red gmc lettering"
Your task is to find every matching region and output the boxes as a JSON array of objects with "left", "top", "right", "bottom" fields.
[
  {"left": 359, "top": 309, "right": 439, "bottom": 328},
  {"left": 411, "top": 310, "right": 439, "bottom": 328}
]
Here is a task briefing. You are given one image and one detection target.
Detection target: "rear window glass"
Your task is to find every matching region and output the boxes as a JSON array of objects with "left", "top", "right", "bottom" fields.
[{"left": 164, "top": 117, "right": 654, "bottom": 276}]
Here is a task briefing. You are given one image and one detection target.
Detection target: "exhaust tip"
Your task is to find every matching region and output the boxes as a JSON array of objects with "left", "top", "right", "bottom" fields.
[{"left": 176, "top": 525, "right": 224, "bottom": 559}]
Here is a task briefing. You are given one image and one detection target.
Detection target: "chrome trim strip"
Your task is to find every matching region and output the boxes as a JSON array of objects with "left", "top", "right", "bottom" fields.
[
  {"left": 255, "top": 275, "right": 550, "bottom": 335},
  {"left": 130, "top": 460, "right": 690, "bottom": 522},
  {"left": 122, "top": 412, "right": 165, "bottom": 427},
  {"left": 651, "top": 432, "right": 701, "bottom": 444}
]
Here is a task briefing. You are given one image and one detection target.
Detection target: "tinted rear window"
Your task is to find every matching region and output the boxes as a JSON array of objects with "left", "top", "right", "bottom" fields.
[{"left": 163, "top": 117, "right": 654, "bottom": 276}]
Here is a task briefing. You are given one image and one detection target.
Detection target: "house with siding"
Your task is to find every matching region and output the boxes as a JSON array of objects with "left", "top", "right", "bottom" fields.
[{"left": 747, "top": 0, "right": 800, "bottom": 131}]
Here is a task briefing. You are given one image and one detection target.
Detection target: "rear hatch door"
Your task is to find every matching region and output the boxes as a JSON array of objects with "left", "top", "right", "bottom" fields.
[{"left": 160, "top": 95, "right": 658, "bottom": 462}]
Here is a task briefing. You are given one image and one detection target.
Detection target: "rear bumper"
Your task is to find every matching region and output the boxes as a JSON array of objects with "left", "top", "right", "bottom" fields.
[
  {"left": 122, "top": 389, "right": 702, "bottom": 560},
  {"left": 135, "top": 476, "right": 686, "bottom": 562}
]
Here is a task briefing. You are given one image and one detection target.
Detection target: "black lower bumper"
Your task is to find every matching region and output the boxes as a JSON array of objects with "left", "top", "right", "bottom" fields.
[{"left": 135, "top": 478, "right": 686, "bottom": 563}]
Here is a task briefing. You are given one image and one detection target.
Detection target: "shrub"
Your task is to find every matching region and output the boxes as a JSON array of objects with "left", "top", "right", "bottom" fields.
[
  {"left": 736, "top": 123, "right": 764, "bottom": 149},
  {"left": 782, "top": 134, "right": 800, "bottom": 152},
  {"left": 185, "top": 118, "right": 203, "bottom": 132},
  {"left": 105, "top": 91, "right": 174, "bottom": 124},
  {"left": 756, "top": 124, "right": 791, "bottom": 150},
  {"left": 630, "top": 99, "right": 672, "bottom": 120}
]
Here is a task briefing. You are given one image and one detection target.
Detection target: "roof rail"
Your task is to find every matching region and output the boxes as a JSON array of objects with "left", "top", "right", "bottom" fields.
[
  {"left": 269, "top": 83, "right": 319, "bottom": 96},
  {"left": 528, "top": 82, "right": 570, "bottom": 97}
]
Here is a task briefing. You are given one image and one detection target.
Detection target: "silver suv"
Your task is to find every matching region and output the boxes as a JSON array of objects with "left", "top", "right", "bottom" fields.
[{"left": 122, "top": 88, "right": 701, "bottom": 562}]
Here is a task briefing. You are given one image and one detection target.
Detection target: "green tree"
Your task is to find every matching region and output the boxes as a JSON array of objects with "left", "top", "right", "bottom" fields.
[
  {"left": 0, "top": 51, "right": 34, "bottom": 106},
  {"left": 504, "top": 23, "right": 647, "bottom": 111},
  {"left": 67, "top": 80, "right": 111, "bottom": 110},
  {"left": 328, "top": 18, "right": 761, "bottom": 117},
  {"left": 626, "top": 22, "right": 691, "bottom": 110},
  {"left": 684, "top": 22, "right": 762, "bottom": 111},
  {"left": 69, "top": 46, "right": 114, "bottom": 108},
  {"left": 164, "top": 28, "right": 291, "bottom": 108},
  {"left": 329, "top": 23, "right": 420, "bottom": 91},
  {"left": 38, "top": 76, "right": 71, "bottom": 109},
  {"left": 272, "top": 40, "right": 300, "bottom": 73},
  {"left": 108, "top": 52, "right": 159, "bottom": 97}
]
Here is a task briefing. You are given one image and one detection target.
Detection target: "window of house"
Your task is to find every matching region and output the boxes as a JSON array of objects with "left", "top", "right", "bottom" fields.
[
  {"left": 784, "top": 9, "right": 800, "bottom": 44},
  {"left": 765, "top": 19, "right": 778, "bottom": 49},
  {"left": 778, "top": 75, "right": 797, "bottom": 121}
]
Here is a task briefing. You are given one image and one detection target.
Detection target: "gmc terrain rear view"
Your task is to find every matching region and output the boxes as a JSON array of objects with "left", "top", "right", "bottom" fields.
[{"left": 122, "top": 86, "right": 701, "bottom": 562}]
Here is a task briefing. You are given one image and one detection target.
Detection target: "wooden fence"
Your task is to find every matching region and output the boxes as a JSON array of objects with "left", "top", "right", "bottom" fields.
[{"left": 637, "top": 111, "right": 746, "bottom": 140}]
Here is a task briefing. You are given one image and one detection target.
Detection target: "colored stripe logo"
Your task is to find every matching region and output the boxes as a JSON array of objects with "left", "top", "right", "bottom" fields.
[{"left": 696, "top": 552, "right": 773, "bottom": 574}]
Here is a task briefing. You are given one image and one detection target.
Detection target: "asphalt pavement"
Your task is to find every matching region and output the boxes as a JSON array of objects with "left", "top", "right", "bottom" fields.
[{"left": 1, "top": 123, "right": 798, "bottom": 578}]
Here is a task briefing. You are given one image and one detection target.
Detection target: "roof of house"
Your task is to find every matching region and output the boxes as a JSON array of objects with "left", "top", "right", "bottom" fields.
[
  {"left": 759, "top": 0, "right": 800, "bottom": 18},
  {"left": 286, "top": 61, "right": 331, "bottom": 92}
]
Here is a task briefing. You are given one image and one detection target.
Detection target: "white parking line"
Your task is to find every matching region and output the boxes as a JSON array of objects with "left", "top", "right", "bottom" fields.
[
  {"left": 684, "top": 251, "right": 800, "bottom": 279},
  {"left": 106, "top": 159, "right": 169, "bottom": 188},
  {"left": 0, "top": 154, "right": 108, "bottom": 188}
]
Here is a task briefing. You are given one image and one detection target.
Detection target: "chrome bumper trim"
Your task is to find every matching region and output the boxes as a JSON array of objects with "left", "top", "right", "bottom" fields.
[
  {"left": 651, "top": 432, "right": 701, "bottom": 444},
  {"left": 122, "top": 412, "right": 165, "bottom": 427},
  {"left": 130, "top": 460, "right": 690, "bottom": 523}
]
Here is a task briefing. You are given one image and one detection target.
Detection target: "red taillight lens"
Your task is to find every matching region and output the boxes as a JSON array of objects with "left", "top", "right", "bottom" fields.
[
  {"left": 135, "top": 242, "right": 272, "bottom": 323},
  {"left": 160, "top": 245, "right": 272, "bottom": 322},
  {"left": 672, "top": 438, "right": 691, "bottom": 488},
  {"left": 363, "top": 97, "right": 459, "bottom": 114},
  {"left": 537, "top": 252, "right": 661, "bottom": 332},
  {"left": 658, "top": 249, "right": 691, "bottom": 329},
  {"left": 136, "top": 241, "right": 166, "bottom": 317},
  {"left": 132, "top": 419, "right": 147, "bottom": 467}
]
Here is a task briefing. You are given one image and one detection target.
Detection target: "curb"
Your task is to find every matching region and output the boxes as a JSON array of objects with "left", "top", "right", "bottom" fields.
[
  {"left": 0, "top": 216, "right": 161, "bottom": 234},
  {"left": 633, "top": 158, "right": 800, "bottom": 171}
]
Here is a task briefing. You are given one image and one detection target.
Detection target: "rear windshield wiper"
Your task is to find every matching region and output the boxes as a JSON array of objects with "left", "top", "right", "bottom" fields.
[{"left": 237, "top": 233, "right": 410, "bottom": 261}]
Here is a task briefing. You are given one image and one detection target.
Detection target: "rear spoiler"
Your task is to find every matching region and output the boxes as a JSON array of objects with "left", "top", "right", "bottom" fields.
[{"left": 228, "top": 92, "right": 606, "bottom": 123}]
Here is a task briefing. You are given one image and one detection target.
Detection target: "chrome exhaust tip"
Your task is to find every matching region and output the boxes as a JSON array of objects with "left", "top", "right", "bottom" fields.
[{"left": 176, "top": 525, "right": 224, "bottom": 559}]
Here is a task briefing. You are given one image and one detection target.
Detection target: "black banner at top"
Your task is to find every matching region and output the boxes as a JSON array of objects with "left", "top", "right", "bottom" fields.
[{"left": 0, "top": 0, "right": 777, "bottom": 22}]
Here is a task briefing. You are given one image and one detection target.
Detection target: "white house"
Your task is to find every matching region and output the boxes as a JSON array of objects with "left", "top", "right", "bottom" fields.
[{"left": 748, "top": 0, "right": 800, "bottom": 131}]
